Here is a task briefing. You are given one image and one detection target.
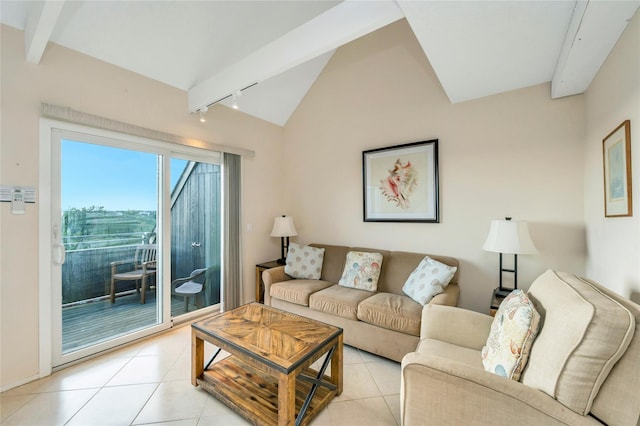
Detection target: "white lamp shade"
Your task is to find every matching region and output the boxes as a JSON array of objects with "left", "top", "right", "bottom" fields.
[
  {"left": 270, "top": 216, "right": 298, "bottom": 237},
  {"left": 483, "top": 219, "right": 537, "bottom": 254}
]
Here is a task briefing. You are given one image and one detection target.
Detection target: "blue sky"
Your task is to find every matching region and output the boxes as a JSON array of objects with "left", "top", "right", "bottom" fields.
[{"left": 62, "top": 139, "right": 187, "bottom": 211}]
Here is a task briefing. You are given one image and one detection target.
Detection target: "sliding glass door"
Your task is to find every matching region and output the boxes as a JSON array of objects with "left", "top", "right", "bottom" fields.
[
  {"left": 169, "top": 158, "right": 221, "bottom": 318},
  {"left": 48, "top": 125, "right": 223, "bottom": 367},
  {"left": 58, "top": 138, "right": 161, "bottom": 355}
]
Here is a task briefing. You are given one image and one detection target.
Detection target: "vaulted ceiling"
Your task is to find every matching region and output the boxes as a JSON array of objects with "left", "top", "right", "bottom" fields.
[{"left": 1, "top": 1, "right": 638, "bottom": 126}]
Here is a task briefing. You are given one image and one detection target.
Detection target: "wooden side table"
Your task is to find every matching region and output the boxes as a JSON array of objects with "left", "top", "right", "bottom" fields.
[
  {"left": 490, "top": 288, "right": 507, "bottom": 317},
  {"left": 255, "top": 260, "right": 281, "bottom": 303}
]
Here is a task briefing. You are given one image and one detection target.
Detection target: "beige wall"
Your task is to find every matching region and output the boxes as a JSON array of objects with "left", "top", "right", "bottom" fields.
[
  {"left": 584, "top": 10, "right": 640, "bottom": 300},
  {"left": 0, "top": 24, "right": 284, "bottom": 389},
  {"left": 283, "top": 20, "right": 587, "bottom": 313}
]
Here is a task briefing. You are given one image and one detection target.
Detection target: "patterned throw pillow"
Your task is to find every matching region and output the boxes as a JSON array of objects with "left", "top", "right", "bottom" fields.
[
  {"left": 482, "top": 290, "right": 541, "bottom": 381},
  {"left": 402, "top": 256, "right": 457, "bottom": 305},
  {"left": 338, "top": 251, "right": 383, "bottom": 292},
  {"left": 284, "top": 243, "right": 325, "bottom": 280}
]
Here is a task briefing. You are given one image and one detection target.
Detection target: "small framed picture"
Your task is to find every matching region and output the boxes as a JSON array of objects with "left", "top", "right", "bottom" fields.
[
  {"left": 603, "top": 120, "right": 632, "bottom": 217},
  {"left": 363, "top": 140, "right": 439, "bottom": 222}
]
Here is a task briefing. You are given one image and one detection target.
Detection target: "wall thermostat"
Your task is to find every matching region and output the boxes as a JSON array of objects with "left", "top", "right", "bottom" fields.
[
  {"left": 12, "top": 189, "right": 25, "bottom": 214},
  {"left": 0, "top": 185, "right": 36, "bottom": 215}
]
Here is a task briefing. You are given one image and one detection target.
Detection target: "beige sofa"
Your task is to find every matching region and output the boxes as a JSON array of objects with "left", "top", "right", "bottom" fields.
[
  {"left": 401, "top": 270, "right": 640, "bottom": 426},
  {"left": 262, "top": 244, "right": 460, "bottom": 362}
]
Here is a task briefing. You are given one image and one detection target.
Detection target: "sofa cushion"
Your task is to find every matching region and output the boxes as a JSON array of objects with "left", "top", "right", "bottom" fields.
[
  {"left": 284, "top": 243, "right": 324, "bottom": 280},
  {"left": 309, "top": 244, "right": 350, "bottom": 283},
  {"left": 270, "top": 280, "right": 334, "bottom": 307},
  {"left": 357, "top": 293, "right": 422, "bottom": 336},
  {"left": 589, "top": 285, "right": 640, "bottom": 426},
  {"left": 481, "top": 290, "right": 540, "bottom": 381},
  {"left": 309, "top": 285, "right": 374, "bottom": 320},
  {"left": 402, "top": 256, "right": 457, "bottom": 305},
  {"left": 338, "top": 251, "right": 383, "bottom": 292},
  {"left": 521, "top": 270, "right": 635, "bottom": 415}
]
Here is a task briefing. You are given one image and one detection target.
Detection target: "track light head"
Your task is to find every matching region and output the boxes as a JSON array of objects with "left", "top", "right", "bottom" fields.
[
  {"left": 199, "top": 106, "right": 208, "bottom": 122},
  {"left": 231, "top": 92, "right": 240, "bottom": 110}
]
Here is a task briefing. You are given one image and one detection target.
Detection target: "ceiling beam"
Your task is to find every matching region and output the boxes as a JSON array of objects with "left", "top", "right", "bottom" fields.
[
  {"left": 24, "top": 0, "right": 65, "bottom": 64},
  {"left": 187, "top": 0, "right": 404, "bottom": 112},
  {"left": 550, "top": 0, "right": 588, "bottom": 99},
  {"left": 551, "top": 0, "right": 640, "bottom": 99}
]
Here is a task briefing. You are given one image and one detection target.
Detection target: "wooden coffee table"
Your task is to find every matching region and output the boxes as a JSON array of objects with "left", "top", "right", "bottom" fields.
[{"left": 191, "top": 303, "right": 343, "bottom": 426}]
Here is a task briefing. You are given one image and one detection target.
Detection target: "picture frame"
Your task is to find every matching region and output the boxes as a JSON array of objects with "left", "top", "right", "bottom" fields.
[
  {"left": 603, "top": 120, "right": 632, "bottom": 217},
  {"left": 363, "top": 140, "right": 439, "bottom": 222}
]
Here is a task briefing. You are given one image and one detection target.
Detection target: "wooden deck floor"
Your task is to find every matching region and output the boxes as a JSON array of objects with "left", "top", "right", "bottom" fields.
[{"left": 62, "top": 291, "right": 197, "bottom": 353}]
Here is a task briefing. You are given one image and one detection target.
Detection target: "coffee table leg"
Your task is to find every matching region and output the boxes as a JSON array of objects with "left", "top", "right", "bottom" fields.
[
  {"left": 331, "top": 334, "right": 343, "bottom": 395},
  {"left": 191, "top": 331, "right": 204, "bottom": 386},
  {"left": 278, "top": 372, "right": 296, "bottom": 426}
]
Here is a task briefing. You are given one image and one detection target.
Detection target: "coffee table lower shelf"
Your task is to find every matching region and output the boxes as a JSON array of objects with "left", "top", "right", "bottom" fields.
[{"left": 196, "top": 356, "right": 335, "bottom": 426}]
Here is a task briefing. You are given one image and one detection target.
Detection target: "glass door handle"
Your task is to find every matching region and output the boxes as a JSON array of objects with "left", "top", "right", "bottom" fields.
[
  {"left": 53, "top": 244, "right": 66, "bottom": 265},
  {"left": 52, "top": 224, "right": 66, "bottom": 264}
]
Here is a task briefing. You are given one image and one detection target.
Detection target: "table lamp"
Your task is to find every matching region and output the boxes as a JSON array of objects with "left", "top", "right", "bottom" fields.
[
  {"left": 483, "top": 217, "right": 536, "bottom": 297},
  {"left": 271, "top": 215, "right": 297, "bottom": 264}
]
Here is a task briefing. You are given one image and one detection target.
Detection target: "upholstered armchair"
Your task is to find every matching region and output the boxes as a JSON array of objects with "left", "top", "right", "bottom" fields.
[{"left": 401, "top": 270, "right": 640, "bottom": 426}]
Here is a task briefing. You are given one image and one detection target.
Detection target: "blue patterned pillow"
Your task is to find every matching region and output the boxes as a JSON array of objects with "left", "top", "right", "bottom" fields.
[
  {"left": 284, "top": 243, "right": 324, "bottom": 280},
  {"left": 402, "top": 256, "right": 457, "bottom": 305}
]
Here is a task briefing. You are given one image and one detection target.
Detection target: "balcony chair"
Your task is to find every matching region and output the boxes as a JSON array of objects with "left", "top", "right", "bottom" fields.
[
  {"left": 110, "top": 244, "right": 157, "bottom": 304},
  {"left": 171, "top": 268, "right": 208, "bottom": 312}
]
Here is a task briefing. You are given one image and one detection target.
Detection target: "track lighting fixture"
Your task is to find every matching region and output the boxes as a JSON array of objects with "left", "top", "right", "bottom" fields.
[
  {"left": 231, "top": 91, "right": 241, "bottom": 110},
  {"left": 196, "top": 87, "right": 249, "bottom": 116},
  {"left": 199, "top": 106, "right": 208, "bottom": 122}
]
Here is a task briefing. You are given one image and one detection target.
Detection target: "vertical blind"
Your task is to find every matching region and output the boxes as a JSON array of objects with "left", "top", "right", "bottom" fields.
[{"left": 223, "top": 153, "right": 242, "bottom": 310}]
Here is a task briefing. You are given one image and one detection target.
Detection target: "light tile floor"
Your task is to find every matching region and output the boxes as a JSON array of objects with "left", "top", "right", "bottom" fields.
[{"left": 1, "top": 324, "right": 401, "bottom": 426}]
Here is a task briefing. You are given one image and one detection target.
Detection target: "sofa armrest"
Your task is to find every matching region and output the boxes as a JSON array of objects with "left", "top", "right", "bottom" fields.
[
  {"left": 401, "top": 352, "right": 599, "bottom": 426},
  {"left": 420, "top": 304, "right": 494, "bottom": 350},
  {"left": 262, "top": 266, "right": 291, "bottom": 305},
  {"left": 429, "top": 283, "right": 459, "bottom": 306}
]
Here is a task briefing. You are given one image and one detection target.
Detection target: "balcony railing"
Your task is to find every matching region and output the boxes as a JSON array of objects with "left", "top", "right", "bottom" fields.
[{"left": 62, "top": 243, "right": 143, "bottom": 305}]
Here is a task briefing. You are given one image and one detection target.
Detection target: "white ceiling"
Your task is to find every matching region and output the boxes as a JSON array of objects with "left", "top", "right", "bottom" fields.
[{"left": 1, "top": 1, "right": 638, "bottom": 126}]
